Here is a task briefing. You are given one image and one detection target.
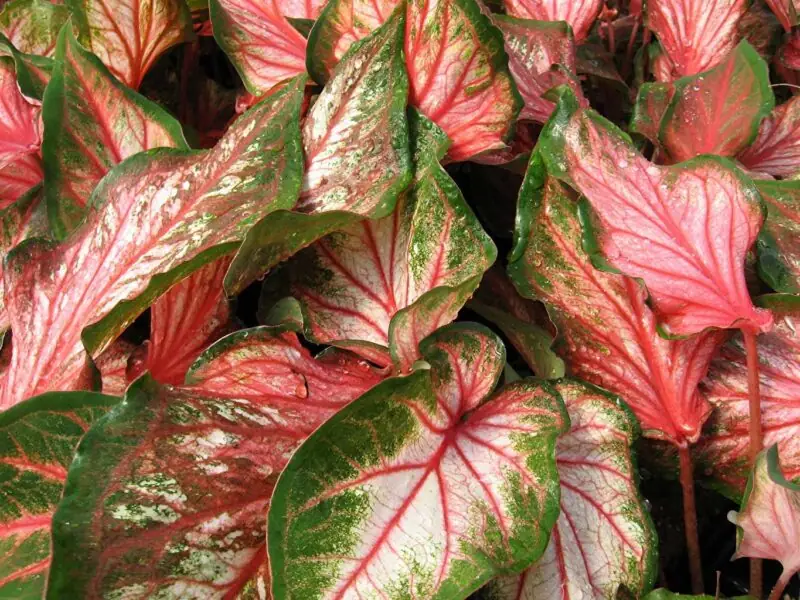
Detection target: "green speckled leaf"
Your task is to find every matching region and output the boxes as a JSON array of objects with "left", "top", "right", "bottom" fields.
[
  {"left": 269, "top": 323, "right": 569, "bottom": 600},
  {"left": 0, "top": 0, "right": 68, "bottom": 57},
  {"left": 754, "top": 179, "right": 800, "bottom": 294},
  {"left": 42, "top": 26, "right": 188, "bottom": 238},
  {"left": 0, "top": 391, "right": 117, "bottom": 598}
]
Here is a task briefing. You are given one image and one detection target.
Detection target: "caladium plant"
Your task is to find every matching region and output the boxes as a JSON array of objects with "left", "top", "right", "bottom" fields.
[{"left": 2, "top": 0, "right": 800, "bottom": 598}]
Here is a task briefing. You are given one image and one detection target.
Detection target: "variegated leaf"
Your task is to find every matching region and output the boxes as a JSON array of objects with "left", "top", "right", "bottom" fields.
[
  {"left": 96, "top": 339, "right": 136, "bottom": 395},
  {"left": 540, "top": 90, "right": 773, "bottom": 336},
  {"left": 0, "top": 32, "right": 53, "bottom": 100},
  {"left": 47, "top": 327, "right": 383, "bottom": 599},
  {"left": 647, "top": 0, "right": 746, "bottom": 79},
  {"left": 308, "top": 0, "right": 521, "bottom": 162},
  {"left": 42, "top": 25, "right": 188, "bottom": 238},
  {"left": 696, "top": 296, "right": 800, "bottom": 496},
  {"left": 485, "top": 380, "right": 657, "bottom": 600},
  {"left": 493, "top": 16, "right": 583, "bottom": 125},
  {"left": 508, "top": 154, "right": 725, "bottom": 444},
  {"left": 629, "top": 82, "right": 674, "bottom": 147},
  {"left": 269, "top": 324, "right": 569, "bottom": 600},
  {"left": 66, "top": 0, "right": 194, "bottom": 88},
  {"left": 755, "top": 180, "right": 800, "bottom": 294},
  {"left": 739, "top": 96, "right": 800, "bottom": 178},
  {"left": 659, "top": 42, "right": 773, "bottom": 163},
  {"left": 0, "top": 0, "right": 68, "bottom": 57},
  {"left": 500, "top": 0, "right": 603, "bottom": 41},
  {"left": 0, "top": 57, "right": 41, "bottom": 206},
  {"left": 0, "top": 77, "right": 304, "bottom": 409},
  {"left": 765, "top": 0, "right": 798, "bottom": 32},
  {"left": 210, "top": 0, "right": 325, "bottom": 95},
  {"left": 0, "top": 391, "right": 117, "bottom": 598},
  {"left": 291, "top": 112, "right": 495, "bottom": 371}
]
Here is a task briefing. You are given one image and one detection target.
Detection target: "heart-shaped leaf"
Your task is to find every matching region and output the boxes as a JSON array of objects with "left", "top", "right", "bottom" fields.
[
  {"left": 500, "top": 0, "right": 603, "bottom": 41},
  {"left": 485, "top": 380, "right": 657, "bottom": 600},
  {"left": 289, "top": 112, "right": 496, "bottom": 371},
  {"left": 308, "top": 0, "right": 521, "bottom": 161},
  {"left": 754, "top": 180, "right": 800, "bottom": 294},
  {"left": 0, "top": 76, "right": 304, "bottom": 409},
  {"left": 0, "top": 391, "right": 117, "bottom": 598},
  {"left": 739, "top": 96, "right": 800, "bottom": 178},
  {"left": 696, "top": 296, "right": 800, "bottom": 496},
  {"left": 509, "top": 154, "right": 725, "bottom": 444},
  {"left": 540, "top": 90, "right": 773, "bottom": 336},
  {"left": 66, "top": 0, "right": 193, "bottom": 88},
  {"left": 647, "top": 0, "right": 746, "bottom": 79},
  {"left": 47, "top": 326, "right": 383, "bottom": 599},
  {"left": 658, "top": 42, "right": 773, "bottom": 163},
  {"left": 42, "top": 26, "right": 188, "bottom": 238},
  {"left": 0, "top": 0, "right": 68, "bottom": 57},
  {"left": 269, "top": 323, "right": 569, "bottom": 600},
  {"left": 210, "top": 0, "right": 325, "bottom": 95}
]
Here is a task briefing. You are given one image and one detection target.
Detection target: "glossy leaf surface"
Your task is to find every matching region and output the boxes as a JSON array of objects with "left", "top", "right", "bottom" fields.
[
  {"left": 509, "top": 156, "right": 725, "bottom": 444},
  {"left": 542, "top": 92, "right": 773, "bottom": 336},
  {"left": 42, "top": 26, "right": 188, "bottom": 237},
  {"left": 647, "top": 0, "right": 746, "bottom": 78},
  {"left": 487, "top": 380, "right": 656, "bottom": 600},
  {"left": 67, "top": 0, "right": 193, "bottom": 88},
  {"left": 739, "top": 96, "right": 800, "bottom": 178},
  {"left": 47, "top": 327, "right": 383, "bottom": 598},
  {"left": 0, "top": 391, "right": 117, "bottom": 598},
  {"left": 269, "top": 324, "right": 569, "bottom": 600},
  {"left": 500, "top": 0, "right": 603, "bottom": 41},
  {"left": 0, "top": 77, "right": 304, "bottom": 409},
  {"left": 629, "top": 82, "right": 674, "bottom": 147},
  {"left": 0, "top": 0, "right": 68, "bottom": 57},
  {"left": 659, "top": 42, "right": 773, "bottom": 163}
]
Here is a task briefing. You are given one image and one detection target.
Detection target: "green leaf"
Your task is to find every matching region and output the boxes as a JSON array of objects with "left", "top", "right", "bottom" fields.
[
  {"left": 753, "top": 179, "right": 800, "bottom": 294},
  {"left": 0, "top": 0, "right": 68, "bottom": 57}
]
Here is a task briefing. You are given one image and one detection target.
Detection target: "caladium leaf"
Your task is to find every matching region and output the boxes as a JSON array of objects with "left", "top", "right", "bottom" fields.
[
  {"left": 0, "top": 57, "right": 41, "bottom": 206},
  {"left": 629, "top": 82, "right": 674, "bottom": 147},
  {"left": 500, "top": 0, "right": 603, "bottom": 41},
  {"left": 42, "top": 26, "right": 189, "bottom": 238},
  {"left": 493, "top": 16, "right": 583, "bottom": 125},
  {"left": 730, "top": 445, "right": 800, "bottom": 586},
  {"left": 308, "top": 0, "right": 522, "bottom": 162},
  {"left": 96, "top": 339, "right": 136, "bottom": 395},
  {"left": 290, "top": 112, "right": 496, "bottom": 371},
  {"left": 646, "top": 0, "right": 746, "bottom": 78},
  {"left": 765, "top": 0, "right": 798, "bottom": 32},
  {"left": 540, "top": 90, "right": 773, "bottom": 336},
  {"left": 508, "top": 154, "right": 725, "bottom": 444},
  {"left": 0, "top": 391, "right": 117, "bottom": 598},
  {"left": 47, "top": 326, "right": 384, "bottom": 599},
  {"left": 485, "top": 380, "right": 657, "bottom": 600},
  {"left": 0, "top": 32, "right": 53, "bottom": 100},
  {"left": 0, "top": 76, "right": 305, "bottom": 409},
  {"left": 755, "top": 180, "right": 800, "bottom": 294},
  {"left": 696, "top": 297, "right": 800, "bottom": 496},
  {"left": 658, "top": 42, "right": 773, "bottom": 163},
  {"left": 269, "top": 323, "right": 569, "bottom": 600},
  {"left": 0, "top": 0, "right": 68, "bottom": 57},
  {"left": 738, "top": 96, "right": 800, "bottom": 178},
  {"left": 66, "top": 0, "right": 194, "bottom": 88},
  {"left": 210, "top": 0, "right": 325, "bottom": 95}
]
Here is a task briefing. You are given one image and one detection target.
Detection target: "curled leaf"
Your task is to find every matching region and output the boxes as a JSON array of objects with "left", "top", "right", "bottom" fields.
[{"left": 0, "top": 0, "right": 68, "bottom": 57}]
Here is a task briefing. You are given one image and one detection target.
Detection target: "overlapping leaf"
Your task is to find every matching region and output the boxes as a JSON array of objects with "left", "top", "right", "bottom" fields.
[
  {"left": 269, "top": 324, "right": 569, "bottom": 600},
  {"left": 696, "top": 297, "right": 800, "bottom": 496},
  {"left": 0, "top": 76, "right": 305, "bottom": 409},
  {"left": 42, "top": 26, "right": 188, "bottom": 237},
  {"left": 210, "top": 0, "right": 325, "bottom": 95},
  {"left": 67, "top": 0, "right": 194, "bottom": 88},
  {"left": 0, "top": 32, "right": 53, "bottom": 100},
  {"left": 486, "top": 380, "right": 656, "bottom": 600},
  {"left": 500, "top": 0, "right": 603, "bottom": 41},
  {"left": 96, "top": 339, "right": 136, "bottom": 395},
  {"left": 0, "top": 0, "right": 68, "bottom": 57},
  {"left": 509, "top": 154, "right": 725, "bottom": 443},
  {"left": 647, "top": 0, "right": 746, "bottom": 79},
  {"left": 629, "top": 82, "right": 674, "bottom": 147},
  {"left": 308, "top": 0, "right": 521, "bottom": 161},
  {"left": 47, "top": 327, "right": 383, "bottom": 599},
  {"left": 541, "top": 91, "right": 773, "bottom": 336},
  {"left": 290, "top": 112, "right": 496, "bottom": 371},
  {"left": 0, "top": 391, "right": 117, "bottom": 598},
  {"left": 739, "top": 96, "right": 800, "bottom": 178},
  {"left": 755, "top": 180, "right": 800, "bottom": 294},
  {"left": 658, "top": 42, "right": 773, "bottom": 163},
  {"left": 765, "top": 0, "right": 798, "bottom": 31}
]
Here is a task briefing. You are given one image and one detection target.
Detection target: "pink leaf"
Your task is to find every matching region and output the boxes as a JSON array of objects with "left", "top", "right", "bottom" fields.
[
  {"left": 210, "top": 0, "right": 325, "bottom": 95},
  {"left": 95, "top": 339, "right": 136, "bottom": 395},
  {"left": 508, "top": 158, "right": 725, "bottom": 444},
  {"left": 0, "top": 0, "right": 69, "bottom": 57},
  {"left": 647, "top": 0, "right": 746, "bottom": 79},
  {"left": 68, "top": 0, "right": 194, "bottom": 88},
  {"left": 543, "top": 92, "right": 773, "bottom": 336},
  {"left": 268, "top": 324, "right": 569, "bottom": 599},
  {"left": 658, "top": 42, "right": 774, "bottom": 163},
  {"left": 501, "top": 0, "right": 603, "bottom": 41},
  {"left": 629, "top": 81, "right": 674, "bottom": 147},
  {"left": 764, "top": 0, "right": 798, "bottom": 32},
  {"left": 739, "top": 96, "right": 800, "bottom": 178}
]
